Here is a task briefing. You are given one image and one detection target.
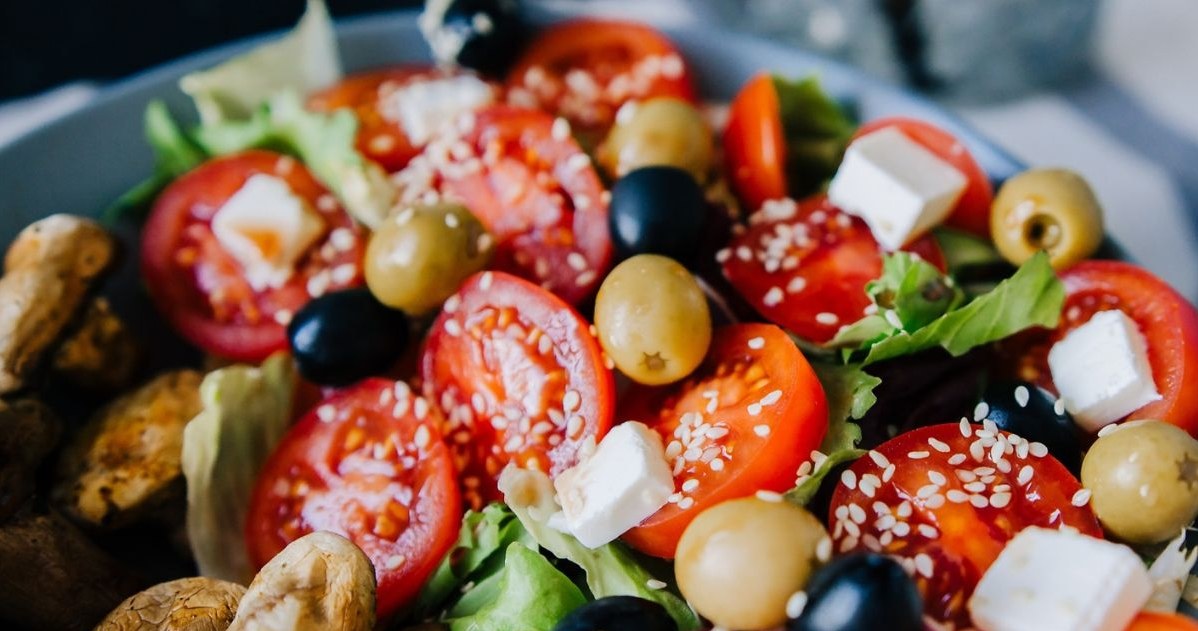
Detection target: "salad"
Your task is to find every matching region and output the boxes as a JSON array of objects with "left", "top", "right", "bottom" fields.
[{"left": 4, "top": 1, "right": 1198, "bottom": 631}]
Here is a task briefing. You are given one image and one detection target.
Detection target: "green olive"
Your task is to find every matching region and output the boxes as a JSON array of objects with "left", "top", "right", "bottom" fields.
[
  {"left": 990, "top": 168, "right": 1104, "bottom": 269},
  {"left": 1080, "top": 420, "right": 1198, "bottom": 544},
  {"left": 597, "top": 98, "right": 714, "bottom": 183},
  {"left": 675, "top": 497, "right": 828, "bottom": 630},
  {"left": 364, "top": 202, "right": 493, "bottom": 315},
  {"left": 593, "top": 254, "right": 711, "bottom": 385}
]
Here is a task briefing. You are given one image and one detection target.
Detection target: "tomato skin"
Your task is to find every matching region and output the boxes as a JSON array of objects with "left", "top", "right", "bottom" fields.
[
  {"left": 420, "top": 271, "right": 615, "bottom": 509},
  {"left": 721, "top": 195, "right": 945, "bottom": 344},
  {"left": 1126, "top": 612, "right": 1198, "bottom": 631},
  {"left": 854, "top": 117, "right": 994, "bottom": 238},
  {"left": 621, "top": 323, "right": 828, "bottom": 558},
  {"left": 829, "top": 423, "right": 1101, "bottom": 628},
  {"left": 140, "top": 150, "right": 365, "bottom": 362},
  {"left": 246, "top": 378, "right": 461, "bottom": 621},
  {"left": 723, "top": 73, "right": 787, "bottom": 212},
  {"left": 1013, "top": 261, "right": 1198, "bottom": 436},
  {"left": 506, "top": 18, "right": 697, "bottom": 133}
]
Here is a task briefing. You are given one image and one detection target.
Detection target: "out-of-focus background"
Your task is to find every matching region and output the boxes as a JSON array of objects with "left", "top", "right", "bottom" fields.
[{"left": 1, "top": 0, "right": 1196, "bottom": 296}]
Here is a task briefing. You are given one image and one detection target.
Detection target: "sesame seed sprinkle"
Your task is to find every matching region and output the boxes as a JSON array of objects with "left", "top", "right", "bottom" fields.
[
  {"left": 1071, "top": 489, "right": 1092, "bottom": 506},
  {"left": 959, "top": 417, "right": 973, "bottom": 438},
  {"left": 646, "top": 579, "right": 667, "bottom": 590},
  {"left": 1029, "top": 442, "right": 1049, "bottom": 458},
  {"left": 754, "top": 424, "right": 771, "bottom": 437},
  {"left": 1014, "top": 385, "right": 1030, "bottom": 408},
  {"left": 868, "top": 450, "right": 891, "bottom": 468},
  {"left": 973, "top": 402, "right": 990, "bottom": 421},
  {"left": 786, "top": 591, "right": 809, "bottom": 619},
  {"left": 841, "top": 469, "right": 858, "bottom": 490},
  {"left": 815, "top": 312, "right": 840, "bottom": 325},
  {"left": 756, "top": 490, "right": 783, "bottom": 503},
  {"left": 908, "top": 451, "right": 930, "bottom": 460},
  {"left": 1054, "top": 398, "right": 1067, "bottom": 416},
  {"left": 747, "top": 336, "right": 765, "bottom": 349},
  {"left": 317, "top": 404, "right": 336, "bottom": 423},
  {"left": 928, "top": 437, "right": 950, "bottom": 453}
]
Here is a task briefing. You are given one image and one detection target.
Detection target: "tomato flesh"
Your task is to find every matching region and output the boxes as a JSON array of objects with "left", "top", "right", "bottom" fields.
[
  {"left": 1127, "top": 613, "right": 1198, "bottom": 631},
  {"left": 246, "top": 378, "right": 461, "bottom": 621},
  {"left": 723, "top": 73, "right": 787, "bottom": 212},
  {"left": 721, "top": 195, "right": 945, "bottom": 344},
  {"left": 506, "top": 18, "right": 697, "bottom": 133},
  {"left": 621, "top": 323, "right": 828, "bottom": 558},
  {"left": 140, "top": 150, "right": 365, "bottom": 362},
  {"left": 829, "top": 422, "right": 1100, "bottom": 628},
  {"left": 420, "top": 271, "right": 615, "bottom": 509}
]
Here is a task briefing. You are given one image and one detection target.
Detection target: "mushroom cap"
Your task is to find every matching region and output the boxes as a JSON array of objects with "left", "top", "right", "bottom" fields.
[{"left": 96, "top": 577, "right": 246, "bottom": 631}]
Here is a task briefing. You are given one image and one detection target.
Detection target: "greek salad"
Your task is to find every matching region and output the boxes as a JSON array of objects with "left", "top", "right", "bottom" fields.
[{"left": 5, "top": 1, "right": 1198, "bottom": 631}]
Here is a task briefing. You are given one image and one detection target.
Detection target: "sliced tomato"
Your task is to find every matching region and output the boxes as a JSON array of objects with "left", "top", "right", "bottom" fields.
[
  {"left": 1127, "top": 613, "right": 1198, "bottom": 631},
  {"left": 854, "top": 117, "right": 994, "bottom": 237},
  {"left": 1008, "top": 260, "right": 1198, "bottom": 436},
  {"left": 398, "top": 105, "right": 612, "bottom": 304},
  {"left": 420, "top": 271, "right": 614, "bottom": 509},
  {"left": 307, "top": 66, "right": 499, "bottom": 173},
  {"left": 246, "top": 378, "right": 461, "bottom": 621},
  {"left": 829, "top": 422, "right": 1101, "bottom": 628},
  {"left": 506, "top": 18, "right": 697, "bottom": 133},
  {"left": 621, "top": 323, "right": 828, "bottom": 558},
  {"left": 723, "top": 73, "right": 787, "bottom": 212},
  {"left": 141, "top": 150, "right": 365, "bottom": 362},
  {"left": 721, "top": 195, "right": 945, "bottom": 344}
]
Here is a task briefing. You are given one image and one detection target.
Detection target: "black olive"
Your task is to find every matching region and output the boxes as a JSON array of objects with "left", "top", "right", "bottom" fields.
[
  {"left": 420, "top": 0, "right": 524, "bottom": 76},
  {"left": 551, "top": 596, "right": 677, "bottom": 631},
  {"left": 978, "top": 379, "right": 1082, "bottom": 473},
  {"left": 287, "top": 288, "right": 409, "bottom": 386},
  {"left": 789, "top": 553, "right": 922, "bottom": 631},
  {"left": 609, "top": 166, "right": 706, "bottom": 265}
]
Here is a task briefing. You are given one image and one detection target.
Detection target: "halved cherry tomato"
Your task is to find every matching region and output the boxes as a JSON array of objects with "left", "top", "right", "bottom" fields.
[
  {"left": 1126, "top": 612, "right": 1198, "bottom": 631},
  {"left": 307, "top": 66, "right": 498, "bottom": 173},
  {"left": 246, "top": 378, "right": 461, "bottom": 621},
  {"left": 141, "top": 150, "right": 365, "bottom": 362},
  {"left": 721, "top": 195, "right": 945, "bottom": 344},
  {"left": 420, "top": 271, "right": 614, "bottom": 509},
  {"left": 854, "top": 117, "right": 994, "bottom": 237},
  {"left": 399, "top": 105, "right": 612, "bottom": 304},
  {"left": 829, "top": 422, "right": 1101, "bottom": 628},
  {"left": 1009, "top": 260, "right": 1198, "bottom": 436},
  {"left": 505, "top": 18, "right": 697, "bottom": 133},
  {"left": 621, "top": 323, "right": 828, "bottom": 558},
  {"left": 723, "top": 73, "right": 787, "bottom": 212}
]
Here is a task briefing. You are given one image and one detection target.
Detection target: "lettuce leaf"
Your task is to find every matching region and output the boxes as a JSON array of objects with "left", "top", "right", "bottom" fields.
[
  {"left": 773, "top": 75, "right": 856, "bottom": 198},
  {"left": 446, "top": 542, "right": 586, "bottom": 631},
  {"left": 498, "top": 467, "right": 701, "bottom": 631},
  {"left": 181, "top": 353, "right": 296, "bottom": 584},
  {"left": 179, "top": 0, "right": 341, "bottom": 125},
  {"left": 103, "top": 100, "right": 207, "bottom": 222},
  {"left": 784, "top": 362, "right": 876, "bottom": 505}
]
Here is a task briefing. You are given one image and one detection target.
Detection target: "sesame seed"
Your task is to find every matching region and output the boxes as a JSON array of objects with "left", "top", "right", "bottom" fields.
[
  {"left": 896, "top": 502, "right": 913, "bottom": 518},
  {"left": 443, "top": 294, "right": 461, "bottom": 313},
  {"left": 646, "top": 579, "right": 667, "bottom": 590},
  {"left": 816, "top": 536, "right": 832, "bottom": 562},
  {"left": 754, "top": 424, "right": 771, "bottom": 437},
  {"left": 884, "top": 309, "right": 904, "bottom": 329},
  {"left": 715, "top": 248, "right": 732, "bottom": 263},
  {"left": 990, "top": 492, "right": 1012, "bottom": 508},
  {"left": 1071, "top": 489, "right": 1092, "bottom": 506},
  {"left": 747, "top": 403, "right": 763, "bottom": 417},
  {"left": 710, "top": 458, "right": 725, "bottom": 472},
  {"left": 1054, "top": 398, "right": 1067, "bottom": 416},
  {"left": 970, "top": 494, "right": 989, "bottom": 508},
  {"left": 1014, "top": 386, "right": 1030, "bottom": 408},
  {"left": 566, "top": 252, "right": 588, "bottom": 271},
  {"left": 914, "top": 553, "right": 934, "bottom": 578},
  {"left": 868, "top": 450, "right": 891, "bottom": 468},
  {"left": 848, "top": 503, "right": 867, "bottom": 524},
  {"left": 982, "top": 418, "right": 999, "bottom": 434},
  {"left": 747, "top": 336, "right": 765, "bottom": 350},
  {"left": 948, "top": 454, "right": 967, "bottom": 465},
  {"left": 924, "top": 494, "right": 946, "bottom": 509},
  {"left": 841, "top": 469, "right": 858, "bottom": 490},
  {"left": 959, "top": 417, "right": 973, "bottom": 438},
  {"left": 918, "top": 524, "right": 939, "bottom": 538},
  {"left": 892, "top": 522, "right": 911, "bottom": 537},
  {"left": 787, "top": 276, "right": 808, "bottom": 293},
  {"left": 444, "top": 319, "right": 462, "bottom": 336},
  {"left": 947, "top": 490, "right": 969, "bottom": 503},
  {"left": 843, "top": 520, "right": 861, "bottom": 538},
  {"left": 1029, "top": 442, "right": 1049, "bottom": 458},
  {"left": 969, "top": 441, "right": 985, "bottom": 461},
  {"left": 384, "top": 555, "right": 406, "bottom": 570},
  {"left": 763, "top": 287, "right": 784, "bottom": 307},
  {"left": 928, "top": 471, "right": 947, "bottom": 485},
  {"left": 859, "top": 481, "right": 877, "bottom": 498},
  {"left": 551, "top": 117, "right": 571, "bottom": 140},
  {"left": 317, "top": 404, "right": 336, "bottom": 423},
  {"left": 908, "top": 451, "right": 930, "bottom": 460},
  {"left": 964, "top": 481, "right": 986, "bottom": 493},
  {"left": 736, "top": 246, "right": 753, "bottom": 261},
  {"left": 414, "top": 425, "right": 431, "bottom": 449},
  {"left": 815, "top": 312, "right": 840, "bottom": 325},
  {"left": 882, "top": 464, "right": 896, "bottom": 482},
  {"left": 273, "top": 309, "right": 293, "bottom": 326},
  {"left": 916, "top": 484, "right": 940, "bottom": 499},
  {"left": 756, "top": 490, "right": 783, "bottom": 503},
  {"left": 576, "top": 270, "right": 597, "bottom": 287},
  {"left": 480, "top": 271, "right": 493, "bottom": 290},
  {"left": 562, "top": 390, "right": 581, "bottom": 412},
  {"left": 928, "top": 438, "right": 950, "bottom": 453},
  {"left": 973, "top": 402, "right": 990, "bottom": 422},
  {"left": 678, "top": 496, "right": 696, "bottom": 510}
]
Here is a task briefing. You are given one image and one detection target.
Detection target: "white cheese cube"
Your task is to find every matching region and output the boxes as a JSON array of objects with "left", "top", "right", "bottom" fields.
[
  {"left": 554, "top": 421, "right": 674, "bottom": 549},
  {"left": 969, "top": 527, "right": 1151, "bottom": 631},
  {"left": 1047, "top": 310, "right": 1160, "bottom": 432},
  {"left": 377, "top": 74, "right": 495, "bottom": 146},
  {"left": 827, "top": 127, "right": 967, "bottom": 250},
  {"left": 211, "top": 174, "right": 325, "bottom": 292}
]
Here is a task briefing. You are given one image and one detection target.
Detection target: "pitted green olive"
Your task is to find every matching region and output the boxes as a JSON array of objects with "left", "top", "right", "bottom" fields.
[
  {"left": 990, "top": 168, "right": 1104, "bottom": 269},
  {"left": 597, "top": 98, "right": 714, "bottom": 183}
]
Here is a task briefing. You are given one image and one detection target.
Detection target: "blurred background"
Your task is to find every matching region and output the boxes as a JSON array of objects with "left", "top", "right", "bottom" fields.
[{"left": 1, "top": 0, "right": 1196, "bottom": 295}]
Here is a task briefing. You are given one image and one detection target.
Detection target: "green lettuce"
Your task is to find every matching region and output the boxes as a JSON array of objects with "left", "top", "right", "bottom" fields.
[
  {"left": 181, "top": 353, "right": 296, "bottom": 584},
  {"left": 773, "top": 75, "right": 856, "bottom": 198},
  {"left": 446, "top": 542, "right": 586, "bottom": 631},
  {"left": 498, "top": 467, "right": 701, "bottom": 631},
  {"left": 104, "top": 100, "right": 207, "bottom": 221},
  {"left": 784, "top": 362, "right": 876, "bottom": 505}
]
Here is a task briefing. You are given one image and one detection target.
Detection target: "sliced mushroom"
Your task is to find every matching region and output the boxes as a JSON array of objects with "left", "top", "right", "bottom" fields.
[
  {"left": 96, "top": 577, "right": 247, "bottom": 631},
  {"left": 53, "top": 370, "right": 203, "bottom": 529},
  {"left": 0, "top": 398, "right": 61, "bottom": 522},
  {"left": 228, "top": 531, "right": 376, "bottom": 631},
  {"left": 52, "top": 297, "right": 140, "bottom": 392},
  {"left": 0, "top": 214, "right": 118, "bottom": 394}
]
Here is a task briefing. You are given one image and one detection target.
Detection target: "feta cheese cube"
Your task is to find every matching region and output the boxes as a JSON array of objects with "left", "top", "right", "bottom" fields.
[
  {"left": 211, "top": 174, "right": 325, "bottom": 292},
  {"left": 1047, "top": 310, "right": 1161, "bottom": 431},
  {"left": 377, "top": 74, "right": 495, "bottom": 145},
  {"left": 554, "top": 421, "right": 674, "bottom": 549},
  {"left": 827, "top": 127, "right": 967, "bottom": 250},
  {"left": 969, "top": 527, "right": 1151, "bottom": 631}
]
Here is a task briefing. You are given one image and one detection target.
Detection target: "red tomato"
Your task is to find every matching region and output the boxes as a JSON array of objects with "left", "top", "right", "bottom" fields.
[
  {"left": 398, "top": 105, "right": 612, "bottom": 304},
  {"left": 721, "top": 195, "right": 945, "bottom": 344},
  {"left": 1127, "top": 613, "right": 1198, "bottom": 631},
  {"left": 1010, "top": 260, "right": 1198, "bottom": 436},
  {"left": 420, "top": 271, "right": 615, "bottom": 509},
  {"left": 141, "top": 150, "right": 365, "bottom": 362},
  {"left": 621, "top": 323, "right": 828, "bottom": 558},
  {"left": 308, "top": 66, "right": 499, "bottom": 173},
  {"left": 829, "top": 422, "right": 1101, "bottom": 628},
  {"left": 506, "top": 18, "right": 697, "bottom": 133},
  {"left": 723, "top": 73, "right": 787, "bottom": 212},
  {"left": 246, "top": 378, "right": 461, "bottom": 621},
  {"left": 854, "top": 117, "right": 994, "bottom": 237}
]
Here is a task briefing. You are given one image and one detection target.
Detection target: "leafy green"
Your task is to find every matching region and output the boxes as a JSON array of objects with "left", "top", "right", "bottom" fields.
[
  {"left": 773, "top": 75, "right": 856, "bottom": 197},
  {"left": 180, "top": 353, "right": 296, "bottom": 584},
  {"left": 785, "top": 448, "right": 865, "bottom": 506},
  {"left": 179, "top": 0, "right": 341, "bottom": 125},
  {"left": 446, "top": 542, "right": 586, "bottom": 631},
  {"left": 104, "top": 101, "right": 207, "bottom": 222},
  {"left": 498, "top": 467, "right": 701, "bottom": 631}
]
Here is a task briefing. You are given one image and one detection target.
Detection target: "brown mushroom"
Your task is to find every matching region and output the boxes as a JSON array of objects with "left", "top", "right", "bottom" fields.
[
  {"left": 0, "top": 398, "right": 61, "bottom": 522},
  {"left": 228, "top": 531, "right": 376, "bottom": 631},
  {"left": 53, "top": 370, "right": 203, "bottom": 529},
  {"left": 95, "top": 577, "right": 247, "bottom": 631},
  {"left": 52, "top": 297, "right": 140, "bottom": 392},
  {"left": 0, "top": 214, "right": 118, "bottom": 394}
]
